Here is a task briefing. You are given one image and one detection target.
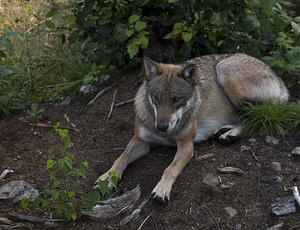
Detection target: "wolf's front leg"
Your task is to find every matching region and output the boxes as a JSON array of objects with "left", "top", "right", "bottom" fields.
[
  {"left": 152, "top": 140, "right": 194, "bottom": 203},
  {"left": 94, "top": 135, "right": 150, "bottom": 188}
]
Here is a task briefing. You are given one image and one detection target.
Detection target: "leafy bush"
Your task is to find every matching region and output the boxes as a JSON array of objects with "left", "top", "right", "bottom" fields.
[
  {"left": 72, "top": 0, "right": 300, "bottom": 84},
  {"left": 0, "top": 30, "right": 27, "bottom": 117}
]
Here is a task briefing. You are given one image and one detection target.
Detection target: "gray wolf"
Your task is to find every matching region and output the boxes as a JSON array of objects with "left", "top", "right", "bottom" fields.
[{"left": 95, "top": 53, "right": 289, "bottom": 203}]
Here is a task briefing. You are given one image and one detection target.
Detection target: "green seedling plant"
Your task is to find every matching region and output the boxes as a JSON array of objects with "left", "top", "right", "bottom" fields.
[
  {"left": 26, "top": 103, "right": 45, "bottom": 125},
  {"left": 21, "top": 120, "right": 117, "bottom": 221},
  {"left": 221, "top": 181, "right": 235, "bottom": 189}
]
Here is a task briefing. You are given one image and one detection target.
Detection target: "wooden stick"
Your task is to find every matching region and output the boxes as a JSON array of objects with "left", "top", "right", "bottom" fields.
[
  {"left": 88, "top": 75, "right": 129, "bottom": 106},
  {"left": 137, "top": 209, "right": 156, "bottom": 230},
  {"left": 115, "top": 98, "right": 135, "bottom": 107},
  {"left": 292, "top": 186, "right": 300, "bottom": 207},
  {"left": 7, "top": 212, "right": 65, "bottom": 223},
  {"left": 107, "top": 89, "right": 118, "bottom": 119},
  {"left": 88, "top": 85, "right": 115, "bottom": 106},
  {"left": 28, "top": 123, "right": 79, "bottom": 132}
]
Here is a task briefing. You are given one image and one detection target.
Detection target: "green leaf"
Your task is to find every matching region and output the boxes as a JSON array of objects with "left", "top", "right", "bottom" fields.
[
  {"left": 164, "top": 32, "right": 174, "bottom": 39},
  {"left": 63, "top": 157, "right": 72, "bottom": 171},
  {"left": 67, "top": 174, "right": 78, "bottom": 184},
  {"left": 110, "top": 175, "right": 118, "bottom": 188},
  {"left": 126, "top": 41, "right": 139, "bottom": 59},
  {"left": 42, "top": 200, "right": 49, "bottom": 209},
  {"left": 129, "top": 15, "right": 140, "bottom": 24},
  {"left": 135, "top": 21, "right": 147, "bottom": 31},
  {"left": 182, "top": 32, "right": 193, "bottom": 42},
  {"left": 260, "top": 0, "right": 276, "bottom": 18},
  {"left": 4, "top": 29, "right": 22, "bottom": 36},
  {"left": 71, "top": 213, "right": 77, "bottom": 221},
  {"left": 0, "top": 66, "right": 26, "bottom": 77},
  {"left": 21, "top": 197, "right": 30, "bottom": 208},
  {"left": 53, "top": 180, "right": 61, "bottom": 188},
  {"left": 291, "top": 21, "right": 300, "bottom": 35},
  {"left": 82, "top": 161, "right": 88, "bottom": 168},
  {"left": 45, "top": 20, "right": 55, "bottom": 29},
  {"left": 75, "top": 166, "right": 86, "bottom": 179},
  {"left": 66, "top": 152, "right": 74, "bottom": 159},
  {"left": 125, "top": 29, "right": 134, "bottom": 37},
  {"left": 99, "top": 18, "right": 111, "bottom": 25},
  {"left": 97, "top": 179, "right": 110, "bottom": 196},
  {"left": 46, "top": 8, "right": 58, "bottom": 18},
  {"left": 0, "top": 39, "right": 12, "bottom": 49},
  {"left": 52, "top": 190, "right": 60, "bottom": 199},
  {"left": 84, "top": 190, "right": 100, "bottom": 211},
  {"left": 47, "top": 159, "right": 56, "bottom": 169}
]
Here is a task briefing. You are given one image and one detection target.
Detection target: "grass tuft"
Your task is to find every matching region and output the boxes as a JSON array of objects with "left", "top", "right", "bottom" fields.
[{"left": 239, "top": 101, "right": 300, "bottom": 137}]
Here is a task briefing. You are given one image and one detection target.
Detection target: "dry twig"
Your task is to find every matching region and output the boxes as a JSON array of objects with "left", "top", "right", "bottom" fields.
[
  {"left": 107, "top": 89, "right": 118, "bottom": 119},
  {"left": 115, "top": 98, "right": 135, "bottom": 107},
  {"left": 88, "top": 75, "right": 129, "bottom": 105},
  {"left": 137, "top": 209, "right": 157, "bottom": 230},
  {"left": 28, "top": 122, "right": 79, "bottom": 132},
  {"left": 217, "top": 167, "right": 244, "bottom": 175}
]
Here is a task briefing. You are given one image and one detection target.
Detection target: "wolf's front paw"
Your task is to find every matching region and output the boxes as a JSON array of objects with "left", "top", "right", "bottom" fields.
[{"left": 151, "top": 181, "right": 171, "bottom": 203}]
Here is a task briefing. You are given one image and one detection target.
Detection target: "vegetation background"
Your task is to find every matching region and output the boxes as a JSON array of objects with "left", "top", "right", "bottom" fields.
[{"left": 0, "top": 0, "right": 299, "bottom": 222}]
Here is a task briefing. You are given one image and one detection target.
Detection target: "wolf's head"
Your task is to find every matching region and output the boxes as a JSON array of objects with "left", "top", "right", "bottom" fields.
[{"left": 143, "top": 57, "right": 200, "bottom": 133}]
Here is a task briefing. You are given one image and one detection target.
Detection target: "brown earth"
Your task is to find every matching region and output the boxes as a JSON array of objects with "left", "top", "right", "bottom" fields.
[{"left": 0, "top": 71, "right": 299, "bottom": 230}]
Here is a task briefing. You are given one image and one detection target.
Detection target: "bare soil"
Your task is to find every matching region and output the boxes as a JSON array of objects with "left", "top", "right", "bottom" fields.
[{"left": 0, "top": 71, "right": 299, "bottom": 230}]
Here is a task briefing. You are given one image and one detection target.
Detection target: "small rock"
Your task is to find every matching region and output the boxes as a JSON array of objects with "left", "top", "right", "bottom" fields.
[
  {"left": 291, "top": 147, "right": 300, "bottom": 156},
  {"left": 240, "top": 145, "right": 251, "bottom": 152},
  {"left": 271, "top": 196, "right": 296, "bottom": 216},
  {"left": 80, "top": 84, "right": 97, "bottom": 95},
  {"left": 225, "top": 207, "right": 237, "bottom": 218},
  {"left": 266, "top": 136, "right": 279, "bottom": 145},
  {"left": 0, "top": 180, "right": 39, "bottom": 203},
  {"left": 270, "top": 162, "right": 281, "bottom": 172},
  {"left": 236, "top": 223, "right": 242, "bottom": 230},
  {"left": 202, "top": 173, "right": 219, "bottom": 188},
  {"left": 267, "top": 223, "right": 284, "bottom": 230},
  {"left": 248, "top": 138, "right": 256, "bottom": 143},
  {"left": 60, "top": 96, "right": 72, "bottom": 106}
]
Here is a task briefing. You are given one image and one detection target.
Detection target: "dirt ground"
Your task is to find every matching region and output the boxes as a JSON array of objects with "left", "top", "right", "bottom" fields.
[{"left": 0, "top": 71, "right": 299, "bottom": 230}]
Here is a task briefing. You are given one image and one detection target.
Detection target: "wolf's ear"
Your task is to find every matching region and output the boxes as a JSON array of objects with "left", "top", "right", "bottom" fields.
[
  {"left": 143, "top": 57, "right": 161, "bottom": 80},
  {"left": 181, "top": 64, "right": 198, "bottom": 86}
]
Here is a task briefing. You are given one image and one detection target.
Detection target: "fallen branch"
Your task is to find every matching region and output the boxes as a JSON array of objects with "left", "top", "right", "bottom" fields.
[
  {"left": 7, "top": 213, "right": 65, "bottom": 223},
  {"left": 137, "top": 209, "right": 156, "bottom": 230},
  {"left": 292, "top": 186, "right": 300, "bottom": 207},
  {"left": 197, "top": 153, "right": 214, "bottom": 161},
  {"left": 115, "top": 98, "right": 135, "bottom": 107},
  {"left": 88, "top": 75, "right": 129, "bottom": 106},
  {"left": 217, "top": 167, "right": 244, "bottom": 175},
  {"left": 28, "top": 123, "right": 79, "bottom": 132},
  {"left": 107, "top": 89, "right": 118, "bottom": 119},
  {"left": 88, "top": 85, "right": 115, "bottom": 106}
]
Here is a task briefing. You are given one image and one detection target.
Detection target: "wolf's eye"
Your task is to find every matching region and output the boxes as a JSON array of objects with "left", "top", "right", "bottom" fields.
[{"left": 173, "top": 96, "right": 182, "bottom": 103}]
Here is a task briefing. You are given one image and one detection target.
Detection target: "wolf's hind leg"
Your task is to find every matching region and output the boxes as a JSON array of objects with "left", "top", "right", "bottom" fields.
[
  {"left": 214, "top": 124, "right": 243, "bottom": 145},
  {"left": 94, "top": 135, "right": 150, "bottom": 188}
]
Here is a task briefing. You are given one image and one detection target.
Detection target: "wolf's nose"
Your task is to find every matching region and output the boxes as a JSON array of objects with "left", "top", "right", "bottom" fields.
[{"left": 156, "top": 122, "right": 169, "bottom": 132}]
